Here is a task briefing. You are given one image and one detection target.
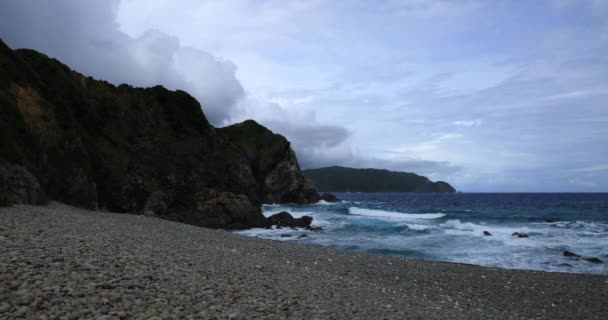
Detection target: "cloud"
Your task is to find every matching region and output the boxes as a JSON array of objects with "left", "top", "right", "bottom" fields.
[
  {"left": 568, "top": 177, "right": 597, "bottom": 188},
  {"left": 2, "top": 0, "right": 606, "bottom": 191},
  {"left": 573, "top": 164, "right": 608, "bottom": 173},
  {"left": 0, "top": 0, "right": 244, "bottom": 125},
  {"left": 231, "top": 96, "right": 351, "bottom": 159},
  {"left": 454, "top": 119, "right": 482, "bottom": 127}
]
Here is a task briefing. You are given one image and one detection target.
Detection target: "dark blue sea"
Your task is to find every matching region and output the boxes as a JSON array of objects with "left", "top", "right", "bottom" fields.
[{"left": 237, "top": 193, "right": 608, "bottom": 274}]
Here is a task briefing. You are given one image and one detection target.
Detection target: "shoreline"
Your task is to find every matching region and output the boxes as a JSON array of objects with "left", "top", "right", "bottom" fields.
[{"left": 1, "top": 203, "right": 607, "bottom": 319}]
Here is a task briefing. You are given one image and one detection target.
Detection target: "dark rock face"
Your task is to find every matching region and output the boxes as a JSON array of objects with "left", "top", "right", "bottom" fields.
[
  {"left": 0, "top": 160, "right": 44, "bottom": 206},
  {"left": 219, "top": 120, "right": 321, "bottom": 204},
  {"left": 584, "top": 257, "right": 603, "bottom": 264},
  {"left": 0, "top": 39, "right": 317, "bottom": 228},
  {"left": 563, "top": 251, "right": 581, "bottom": 258},
  {"left": 321, "top": 192, "right": 341, "bottom": 203},
  {"left": 512, "top": 232, "right": 529, "bottom": 238},
  {"left": 267, "top": 211, "right": 313, "bottom": 229},
  {"left": 187, "top": 190, "right": 267, "bottom": 229}
]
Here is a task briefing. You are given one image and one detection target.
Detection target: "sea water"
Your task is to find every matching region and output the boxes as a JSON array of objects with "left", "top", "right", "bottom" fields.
[{"left": 236, "top": 193, "right": 608, "bottom": 274}]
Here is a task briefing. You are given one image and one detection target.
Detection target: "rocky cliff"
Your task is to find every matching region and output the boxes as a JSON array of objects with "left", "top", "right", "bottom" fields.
[
  {"left": 0, "top": 39, "right": 319, "bottom": 228},
  {"left": 302, "top": 166, "right": 456, "bottom": 193},
  {"left": 219, "top": 120, "right": 320, "bottom": 204}
]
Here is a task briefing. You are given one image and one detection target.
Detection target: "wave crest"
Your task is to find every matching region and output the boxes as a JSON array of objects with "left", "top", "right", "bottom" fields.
[{"left": 348, "top": 207, "right": 446, "bottom": 221}]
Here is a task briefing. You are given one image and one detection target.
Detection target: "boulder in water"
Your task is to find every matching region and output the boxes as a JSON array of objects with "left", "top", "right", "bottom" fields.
[
  {"left": 563, "top": 251, "right": 581, "bottom": 258},
  {"left": 268, "top": 211, "right": 313, "bottom": 228},
  {"left": 321, "top": 192, "right": 341, "bottom": 203},
  {"left": 483, "top": 231, "right": 492, "bottom": 236},
  {"left": 584, "top": 257, "right": 603, "bottom": 264}
]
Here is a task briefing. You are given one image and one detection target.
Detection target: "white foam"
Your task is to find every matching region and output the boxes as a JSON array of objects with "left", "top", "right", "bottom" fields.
[
  {"left": 405, "top": 223, "right": 433, "bottom": 231},
  {"left": 348, "top": 207, "right": 446, "bottom": 221},
  {"left": 316, "top": 200, "right": 342, "bottom": 205},
  {"left": 544, "top": 221, "right": 608, "bottom": 233},
  {"left": 235, "top": 227, "right": 310, "bottom": 241}
]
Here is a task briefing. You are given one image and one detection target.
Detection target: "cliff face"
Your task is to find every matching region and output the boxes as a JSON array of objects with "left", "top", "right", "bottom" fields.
[
  {"left": 219, "top": 120, "right": 321, "bottom": 204},
  {"left": 302, "top": 166, "right": 456, "bottom": 193},
  {"left": 0, "top": 39, "right": 318, "bottom": 228}
]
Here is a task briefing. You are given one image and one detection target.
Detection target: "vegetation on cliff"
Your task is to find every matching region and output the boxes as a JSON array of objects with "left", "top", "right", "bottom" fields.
[
  {"left": 302, "top": 166, "right": 456, "bottom": 193},
  {"left": 219, "top": 120, "right": 320, "bottom": 204},
  {"left": 0, "top": 38, "right": 318, "bottom": 228}
]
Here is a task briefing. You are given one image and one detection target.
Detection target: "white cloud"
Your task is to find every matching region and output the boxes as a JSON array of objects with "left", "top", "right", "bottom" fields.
[
  {"left": 568, "top": 177, "right": 597, "bottom": 188},
  {"left": 2, "top": 0, "right": 607, "bottom": 191},
  {"left": 573, "top": 164, "right": 608, "bottom": 173},
  {"left": 454, "top": 119, "right": 482, "bottom": 127}
]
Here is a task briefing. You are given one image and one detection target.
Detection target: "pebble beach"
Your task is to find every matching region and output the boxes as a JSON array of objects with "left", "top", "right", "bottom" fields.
[{"left": 1, "top": 203, "right": 607, "bottom": 319}]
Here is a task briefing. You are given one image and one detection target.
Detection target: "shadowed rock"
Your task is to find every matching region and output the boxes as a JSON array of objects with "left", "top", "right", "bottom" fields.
[
  {"left": 321, "top": 192, "right": 341, "bottom": 203},
  {"left": 563, "top": 251, "right": 581, "bottom": 258},
  {"left": 0, "top": 160, "right": 44, "bottom": 206},
  {"left": 584, "top": 257, "right": 603, "bottom": 264},
  {"left": 268, "top": 211, "right": 313, "bottom": 229}
]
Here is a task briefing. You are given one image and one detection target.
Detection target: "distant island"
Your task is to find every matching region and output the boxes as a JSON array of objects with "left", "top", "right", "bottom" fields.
[{"left": 302, "top": 166, "right": 455, "bottom": 193}]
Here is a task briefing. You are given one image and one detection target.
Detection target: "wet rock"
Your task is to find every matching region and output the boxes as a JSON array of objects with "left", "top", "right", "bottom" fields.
[
  {"left": 558, "top": 263, "right": 572, "bottom": 267},
  {"left": 563, "top": 251, "right": 581, "bottom": 258},
  {"left": 584, "top": 257, "right": 603, "bottom": 263},
  {"left": 321, "top": 192, "right": 341, "bottom": 203},
  {"left": 483, "top": 231, "right": 492, "bottom": 236},
  {"left": 267, "top": 211, "right": 313, "bottom": 229},
  {"left": 298, "top": 234, "right": 308, "bottom": 239},
  {"left": 544, "top": 219, "right": 556, "bottom": 223},
  {"left": 512, "top": 232, "right": 529, "bottom": 238},
  {"left": 306, "top": 226, "right": 323, "bottom": 232},
  {"left": 280, "top": 234, "right": 292, "bottom": 238}
]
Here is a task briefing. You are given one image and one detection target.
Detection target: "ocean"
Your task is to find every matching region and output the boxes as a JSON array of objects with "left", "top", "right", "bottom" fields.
[{"left": 237, "top": 193, "right": 608, "bottom": 274}]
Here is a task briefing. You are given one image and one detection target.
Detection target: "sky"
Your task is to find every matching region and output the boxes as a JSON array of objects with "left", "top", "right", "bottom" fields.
[{"left": 0, "top": 0, "right": 607, "bottom": 192}]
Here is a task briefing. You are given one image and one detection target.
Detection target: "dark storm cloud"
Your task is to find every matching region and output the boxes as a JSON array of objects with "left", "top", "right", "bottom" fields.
[{"left": 0, "top": 0, "right": 244, "bottom": 124}]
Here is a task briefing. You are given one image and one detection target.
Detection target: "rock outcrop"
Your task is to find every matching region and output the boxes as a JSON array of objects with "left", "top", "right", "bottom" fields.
[
  {"left": 267, "top": 211, "right": 314, "bottom": 229},
  {"left": 0, "top": 39, "right": 319, "bottom": 228},
  {"left": 219, "top": 120, "right": 321, "bottom": 204},
  {"left": 321, "top": 192, "right": 341, "bottom": 203},
  {"left": 0, "top": 160, "right": 44, "bottom": 206}
]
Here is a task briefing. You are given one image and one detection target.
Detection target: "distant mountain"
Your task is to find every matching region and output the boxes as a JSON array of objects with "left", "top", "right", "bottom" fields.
[
  {"left": 0, "top": 38, "right": 320, "bottom": 228},
  {"left": 302, "top": 166, "right": 455, "bottom": 193}
]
